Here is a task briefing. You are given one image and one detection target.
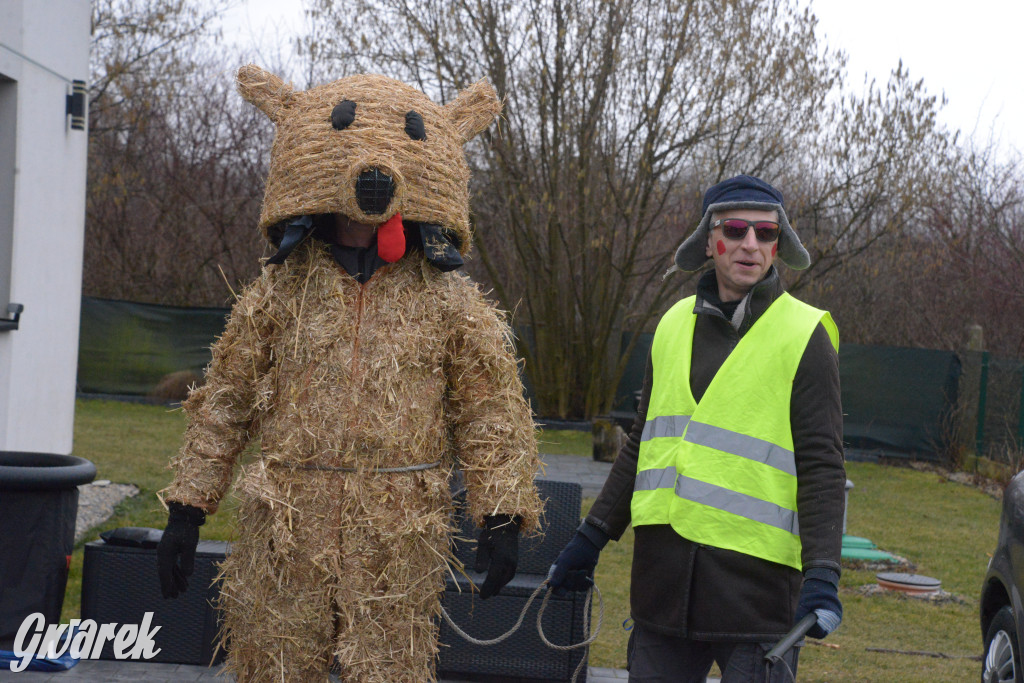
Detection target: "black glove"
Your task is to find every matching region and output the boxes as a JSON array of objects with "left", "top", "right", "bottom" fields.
[
  {"left": 547, "top": 521, "right": 609, "bottom": 596},
  {"left": 795, "top": 568, "right": 843, "bottom": 639},
  {"left": 157, "top": 501, "right": 206, "bottom": 599},
  {"left": 474, "top": 514, "right": 521, "bottom": 599}
]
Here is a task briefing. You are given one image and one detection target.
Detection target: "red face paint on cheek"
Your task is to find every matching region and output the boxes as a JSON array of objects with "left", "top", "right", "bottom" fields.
[
  {"left": 771, "top": 243, "right": 778, "bottom": 257},
  {"left": 716, "top": 240, "right": 726, "bottom": 255}
]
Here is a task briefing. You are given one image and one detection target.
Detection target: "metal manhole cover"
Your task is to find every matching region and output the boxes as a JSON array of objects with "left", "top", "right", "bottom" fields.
[{"left": 876, "top": 572, "right": 941, "bottom": 594}]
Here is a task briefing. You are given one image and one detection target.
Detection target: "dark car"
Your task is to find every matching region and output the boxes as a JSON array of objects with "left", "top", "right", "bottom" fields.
[{"left": 982, "top": 471, "right": 1024, "bottom": 682}]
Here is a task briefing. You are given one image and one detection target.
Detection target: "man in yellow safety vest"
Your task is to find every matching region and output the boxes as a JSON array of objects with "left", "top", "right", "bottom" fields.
[{"left": 549, "top": 175, "right": 845, "bottom": 682}]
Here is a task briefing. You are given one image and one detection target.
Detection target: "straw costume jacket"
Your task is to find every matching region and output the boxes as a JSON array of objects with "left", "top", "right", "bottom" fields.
[
  {"left": 160, "top": 66, "right": 542, "bottom": 682},
  {"left": 585, "top": 267, "right": 845, "bottom": 641}
]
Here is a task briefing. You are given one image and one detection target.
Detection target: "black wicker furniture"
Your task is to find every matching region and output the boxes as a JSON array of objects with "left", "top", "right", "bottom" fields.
[
  {"left": 80, "top": 537, "right": 227, "bottom": 665},
  {"left": 438, "top": 479, "right": 589, "bottom": 683}
]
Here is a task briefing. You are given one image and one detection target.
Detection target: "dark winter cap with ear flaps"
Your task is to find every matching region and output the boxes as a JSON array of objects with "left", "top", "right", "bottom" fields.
[{"left": 672, "top": 174, "right": 810, "bottom": 271}]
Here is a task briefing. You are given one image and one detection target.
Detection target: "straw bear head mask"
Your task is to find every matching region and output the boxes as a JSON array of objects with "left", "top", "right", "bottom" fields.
[{"left": 237, "top": 65, "right": 502, "bottom": 258}]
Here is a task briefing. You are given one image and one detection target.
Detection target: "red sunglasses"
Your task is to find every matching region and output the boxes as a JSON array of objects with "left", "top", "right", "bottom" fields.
[{"left": 713, "top": 218, "right": 780, "bottom": 243}]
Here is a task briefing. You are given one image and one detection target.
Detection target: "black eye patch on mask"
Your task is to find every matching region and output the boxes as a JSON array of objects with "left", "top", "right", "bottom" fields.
[
  {"left": 405, "top": 110, "right": 426, "bottom": 141},
  {"left": 331, "top": 100, "right": 357, "bottom": 130}
]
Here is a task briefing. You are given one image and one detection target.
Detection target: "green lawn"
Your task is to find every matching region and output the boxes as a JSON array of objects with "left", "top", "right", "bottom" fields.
[{"left": 67, "top": 399, "right": 1002, "bottom": 681}]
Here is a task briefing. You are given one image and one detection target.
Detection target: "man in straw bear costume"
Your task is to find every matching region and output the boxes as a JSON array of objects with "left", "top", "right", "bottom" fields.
[{"left": 156, "top": 65, "right": 543, "bottom": 682}]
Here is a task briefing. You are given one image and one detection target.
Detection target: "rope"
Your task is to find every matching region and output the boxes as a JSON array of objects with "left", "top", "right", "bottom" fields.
[
  {"left": 439, "top": 579, "right": 603, "bottom": 683},
  {"left": 276, "top": 461, "right": 441, "bottom": 473}
]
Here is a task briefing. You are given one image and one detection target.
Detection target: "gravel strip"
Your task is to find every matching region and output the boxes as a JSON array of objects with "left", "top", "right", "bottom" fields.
[
  {"left": 854, "top": 583, "right": 970, "bottom": 605},
  {"left": 75, "top": 480, "right": 139, "bottom": 543}
]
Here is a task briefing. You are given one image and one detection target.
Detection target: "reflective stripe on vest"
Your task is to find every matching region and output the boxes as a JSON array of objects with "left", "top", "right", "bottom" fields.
[
  {"left": 632, "top": 292, "right": 838, "bottom": 569},
  {"left": 641, "top": 415, "right": 691, "bottom": 440},
  {"left": 641, "top": 419, "right": 796, "bottom": 477}
]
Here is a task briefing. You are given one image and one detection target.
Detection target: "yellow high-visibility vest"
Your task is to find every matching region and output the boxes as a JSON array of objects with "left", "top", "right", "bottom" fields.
[{"left": 631, "top": 293, "right": 838, "bottom": 569}]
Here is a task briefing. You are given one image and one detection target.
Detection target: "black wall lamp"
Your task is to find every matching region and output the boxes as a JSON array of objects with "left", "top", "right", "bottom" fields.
[
  {"left": 0, "top": 303, "right": 23, "bottom": 332},
  {"left": 65, "top": 79, "right": 86, "bottom": 131}
]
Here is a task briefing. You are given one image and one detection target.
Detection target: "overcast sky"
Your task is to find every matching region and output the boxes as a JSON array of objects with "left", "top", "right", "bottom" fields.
[
  {"left": 809, "top": 0, "right": 1023, "bottom": 156},
  {"left": 219, "top": 0, "right": 1024, "bottom": 157}
]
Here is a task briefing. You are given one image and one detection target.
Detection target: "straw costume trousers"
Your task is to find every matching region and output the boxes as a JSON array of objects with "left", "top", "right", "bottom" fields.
[{"left": 217, "top": 465, "right": 455, "bottom": 683}]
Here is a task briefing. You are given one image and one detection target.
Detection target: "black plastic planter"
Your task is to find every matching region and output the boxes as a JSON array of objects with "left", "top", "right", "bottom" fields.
[{"left": 0, "top": 452, "right": 96, "bottom": 649}]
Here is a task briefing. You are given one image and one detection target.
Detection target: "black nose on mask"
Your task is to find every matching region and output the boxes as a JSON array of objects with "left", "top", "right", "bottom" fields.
[{"left": 355, "top": 168, "right": 395, "bottom": 215}]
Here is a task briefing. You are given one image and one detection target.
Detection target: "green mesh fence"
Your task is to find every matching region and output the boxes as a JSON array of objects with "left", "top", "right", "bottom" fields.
[
  {"left": 78, "top": 297, "right": 1021, "bottom": 465},
  {"left": 76, "top": 296, "right": 229, "bottom": 398},
  {"left": 839, "top": 344, "right": 961, "bottom": 461},
  {"left": 962, "top": 351, "right": 1024, "bottom": 465},
  {"left": 606, "top": 340, "right": 964, "bottom": 463}
]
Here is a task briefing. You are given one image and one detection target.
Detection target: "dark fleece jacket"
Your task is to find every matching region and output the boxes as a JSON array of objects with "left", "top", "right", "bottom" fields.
[{"left": 585, "top": 266, "right": 845, "bottom": 641}]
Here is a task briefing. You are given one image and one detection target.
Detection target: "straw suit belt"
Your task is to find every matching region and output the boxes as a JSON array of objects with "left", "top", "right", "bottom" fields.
[{"left": 267, "top": 460, "right": 441, "bottom": 473}]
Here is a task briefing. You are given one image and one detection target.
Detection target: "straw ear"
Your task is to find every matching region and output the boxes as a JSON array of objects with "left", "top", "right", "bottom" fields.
[
  {"left": 445, "top": 80, "right": 502, "bottom": 143},
  {"left": 237, "top": 64, "right": 293, "bottom": 123}
]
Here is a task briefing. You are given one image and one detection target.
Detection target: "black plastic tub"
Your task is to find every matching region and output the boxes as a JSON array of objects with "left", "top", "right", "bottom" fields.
[{"left": 0, "top": 451, "right": 96, "bottom": 648}]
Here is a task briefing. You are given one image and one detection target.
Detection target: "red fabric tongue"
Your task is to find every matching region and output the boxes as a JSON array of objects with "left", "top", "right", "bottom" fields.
[{"left": 377, "top": 212, "right": 405, "bottom": 263}]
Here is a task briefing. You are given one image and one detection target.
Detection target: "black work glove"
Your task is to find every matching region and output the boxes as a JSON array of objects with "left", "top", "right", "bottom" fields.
[
  {"left": 157, "top": 501, "right": 206, "bottom": 599},
  {"left": 794, "top": 568, "right": 843, "bottom": 639},
  {"left": 547, "top": 521, "right": 609, "bottom": 596},
  {"left": 474, "top": 514, "right": 521, "bottom": 599}
]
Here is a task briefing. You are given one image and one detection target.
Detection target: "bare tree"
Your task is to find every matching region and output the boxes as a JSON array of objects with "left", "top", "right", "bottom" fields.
[
  {"left": 84, "top": 0, "right": 274, "bottom": 306},
  {"left": 798, "top": 128, "right": 1024, "bottom": 358},
  {"left": 934, "top": 142, "right": 1024, "bottom": 354},
  {"left": 784, "top": 63, "right": 952, "bottom": 297},
  {"left": 302, "top": 0, "right": 855, "bottom": 417},
  {"left": 299, "top": 0, "right": 956, "bottom": 418},
  {"left": 89, "top": 0, "right": 228, "bottom": 133},
  {"left": 84, "top": 57, "right": 272, "bottom": 305}
]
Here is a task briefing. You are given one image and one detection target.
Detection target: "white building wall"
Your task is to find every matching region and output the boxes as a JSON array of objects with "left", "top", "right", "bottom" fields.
[{"left": 0, "top": 1, "right": 91, "bottom": 454}]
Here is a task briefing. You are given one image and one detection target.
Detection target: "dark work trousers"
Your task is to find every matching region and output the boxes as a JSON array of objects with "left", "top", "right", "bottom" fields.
[{"left": 627, "top": 625, "right": 802, "bottom": 683}]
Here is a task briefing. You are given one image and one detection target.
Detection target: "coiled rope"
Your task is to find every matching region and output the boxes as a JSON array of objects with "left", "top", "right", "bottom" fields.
[{"left": 439, "top": 580, "right": 603, "bottom": 683}]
